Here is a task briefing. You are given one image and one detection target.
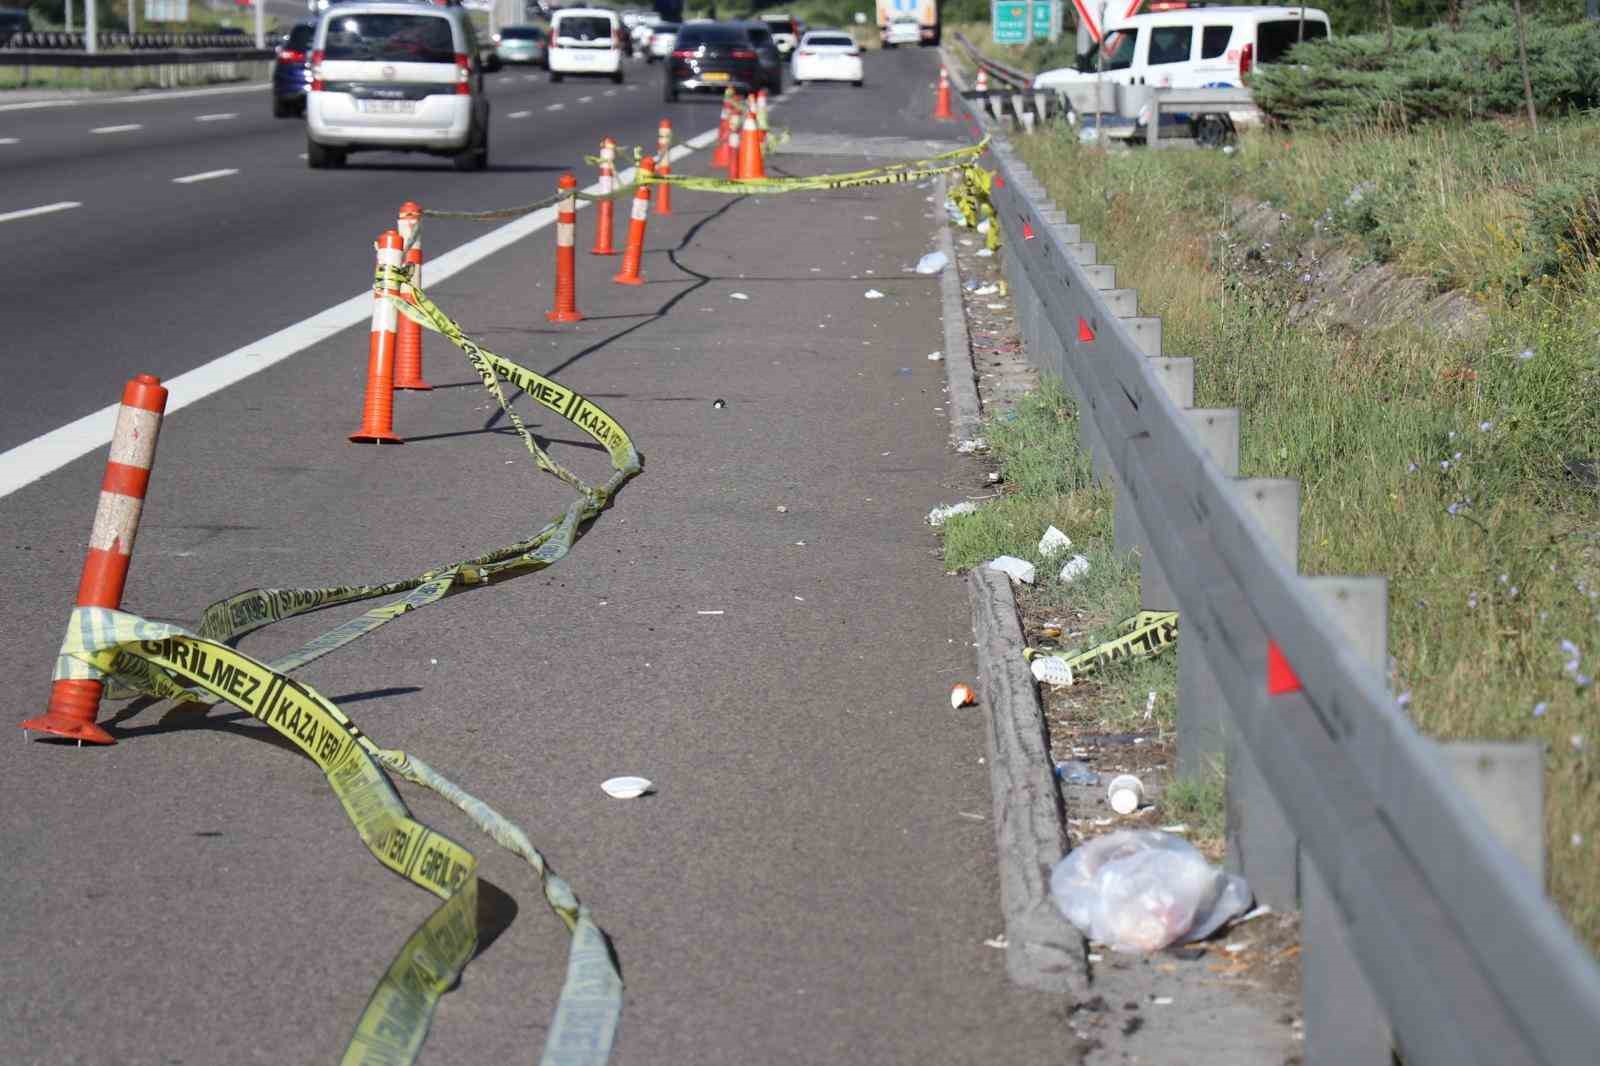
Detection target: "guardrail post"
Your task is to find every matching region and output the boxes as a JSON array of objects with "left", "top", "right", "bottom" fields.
[
  {"left": 1299, "top": 576, "right": 1392, "bottom": 1066},
  {"left": 1174, "top": 410, "right": 1240, "bottom": 776},
  {"left": 1224, "top": 479, "right": 1301, "bottom": 909},
  {"left": 1441, "top": 741, "right": 1546, "bottom": 887}
]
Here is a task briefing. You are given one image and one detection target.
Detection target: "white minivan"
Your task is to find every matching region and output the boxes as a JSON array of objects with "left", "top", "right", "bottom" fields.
[
  {"left": 547, "top": 7, "right": 625, "bottom": 83},
  {"left": 1034, "top": 5, "right": 1329, "bottom": 100},
  {"left": 306, "top": 0, "right": 489, "bottom": 170}
]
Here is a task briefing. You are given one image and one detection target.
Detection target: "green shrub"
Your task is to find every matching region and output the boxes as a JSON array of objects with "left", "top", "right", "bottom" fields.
[{"left": 1252, "top": 2, "right": 1600, "bottom": 128}]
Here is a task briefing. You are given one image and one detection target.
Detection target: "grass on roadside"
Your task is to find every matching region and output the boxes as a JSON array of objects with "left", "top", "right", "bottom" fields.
[{"left": 1007, "top": 117, "right": 1600, "bottom": 952}]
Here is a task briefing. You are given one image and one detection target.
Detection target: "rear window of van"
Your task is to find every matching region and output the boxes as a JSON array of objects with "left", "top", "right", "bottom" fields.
[
  {"left": 1257, "top": 18, "right": 1328, "bottom": 64},
  {"left": 323, "top": 14, "right": 455, "bottom": 62},
  {"left": 554, "top": 16, "right": 613, "bottom": 42}
]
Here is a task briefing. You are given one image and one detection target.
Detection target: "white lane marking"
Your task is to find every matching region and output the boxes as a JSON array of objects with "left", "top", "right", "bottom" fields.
[
  {"left": 602, "top": 89, "right": 616, "bottom": 96},
  {"left": 508, "top": 109, "right": 532, "bottom": 118},
  {"left": 523, "top": 74, "right": 539, "bottom": 81},
  {"left": 0, "top": 83, "right": 269, "bottom": 113},
  {"left": 626, "top": 84, "right": 638, "bottom": 91},
  {"left": 194, "top": 112, "right": 238, "bottom": 122},
  {"left": 577, "top": 95, "right": 593, "bottom": 103},
  {"left": 0, "top": 137, "right": 17, "bottom": 144},
  {"left": 0, "top": 201, "right": 81, "bottom": 224},
  {"left": 0, "top": 133, "right": 711, "bottom": 500},
  {"left": 171, "top": 168, "right": 239, "bottom": 184},
  {"left": 91, "top": 123, "right": 142, "bottom": 134},
  {"left": 546, "top": 102, "right": 565, "bottom": 111}
]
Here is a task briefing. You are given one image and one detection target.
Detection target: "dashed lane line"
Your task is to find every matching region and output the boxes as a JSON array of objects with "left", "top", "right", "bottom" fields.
[
  {"left": 508, "top": 110, "right": 532, "bottom": 118},
  {"left": 194, "top": 113, "right": 238, "bottom": 122},
  {"left": 91, "top": 124, "right": 143, "bottom": 134},
  {"left": 0, "top": 201, "right": 81, "bottom": 224},
  {"left": 172, "top": 168, "right": 239, "bottom": 184}
]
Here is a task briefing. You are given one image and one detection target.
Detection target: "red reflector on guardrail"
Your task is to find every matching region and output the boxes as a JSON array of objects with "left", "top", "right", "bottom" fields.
[
  {"left": 1077, "top": 317, "right": 1095, "bottom": 343},
  {"left": 1267, "top": 640, "right": 1303, "bottom": 694}
]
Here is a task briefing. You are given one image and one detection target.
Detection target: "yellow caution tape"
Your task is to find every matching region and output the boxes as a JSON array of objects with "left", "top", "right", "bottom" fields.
[
  {"left": 1025, "top": 611, "right": 1178, "bottom": 681},
  {"left": 55, "top": 271, "right": 640, "bottom": 1064},
  {"left": 65, "top": 608, "right": 620, "bottom": 1066}
]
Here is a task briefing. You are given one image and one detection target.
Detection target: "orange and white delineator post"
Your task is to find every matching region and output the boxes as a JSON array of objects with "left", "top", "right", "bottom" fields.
[
  {"left": 934, "top": 66, "right": 954, "bottom": 119},
  {"left": 591, "top": 137, "right": 619, "bottom": 256},
  {"left": 737, "top": 96, "right": 765, "bottom": 180},
  {"left": 711, "top": 88, "right": 735, "bottom": 168},
  {"left": 726, "top": 97, "right": 743, "bottom": 179},
  {"left": 547, "top": 173, "right": 584, "bottom": 322},
  {"left": 393, "top": 201, "right": 432, "bottom": 391},
  {"left": 655, "top": 118, "right": 673, "bottom": 216},
  {"left": 20, "top": 373, "right": 168, "bottom": 745},
  {"left": 350, "top": 230, "right": 406, "bottom": 443},
  {"left": 755, "top": 88, "right": 769, "bottom": 148},
  {"left": 612, "top": 157, "right": 655, "bottom": 286}
]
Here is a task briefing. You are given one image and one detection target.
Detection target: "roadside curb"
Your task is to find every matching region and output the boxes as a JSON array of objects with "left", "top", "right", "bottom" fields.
[
  {"left": 968, "top": 569, "right": 1090, "bottom": 997},
  {"left": 936, "top": 176, "right": 982, "bottom": 446},
  {"left": 935, "top": 168, "right": 1088, "bottom": 1000}
]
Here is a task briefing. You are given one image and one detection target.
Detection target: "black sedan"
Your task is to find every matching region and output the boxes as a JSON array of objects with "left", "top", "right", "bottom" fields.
[{"left": 663, "top": 22, "right": 762, "bottom": 102}]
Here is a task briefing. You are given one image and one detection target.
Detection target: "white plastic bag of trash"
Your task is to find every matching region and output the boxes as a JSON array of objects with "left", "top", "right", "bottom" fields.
[
  {"left": 1038, "top": 525, "right": 1072, "bottom": 557},
  {"left": 927, "top": 501, "right": 978, "bottom": 527},
  {"left": 915, "top": 250, "right": 949, "bottom": 274},
  {"left": 1059, "top": 554, "right": 1090, "bottom": 583},
  {"left": 987, "top": 555, "right": 1036, "bottom": 584},
  {"left": 1050, "top": 830, "right": 1252, "bottom": 953}
]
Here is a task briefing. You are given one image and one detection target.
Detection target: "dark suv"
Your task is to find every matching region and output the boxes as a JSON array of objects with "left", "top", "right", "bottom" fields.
[
  {"left": 272, "top": 20, "right": 316, "bottom": 118},
  {"left": 663, "top": 21, "right": 761, "bottom": 101}
]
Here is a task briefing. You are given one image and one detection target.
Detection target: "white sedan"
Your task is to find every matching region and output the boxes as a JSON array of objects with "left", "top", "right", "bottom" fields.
[{"left": 792, "top": 30, "right": 863, "bottom": 87}]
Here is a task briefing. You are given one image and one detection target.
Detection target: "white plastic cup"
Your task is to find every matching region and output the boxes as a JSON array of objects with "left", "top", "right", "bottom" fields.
[{"left": 1107, "top": 774, "right": 1144, "bottom": 815}]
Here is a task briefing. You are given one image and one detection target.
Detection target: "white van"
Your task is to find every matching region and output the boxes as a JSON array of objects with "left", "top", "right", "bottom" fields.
[
  {"left": 306, "top": 0, "right": 490, "bottom": 170},
  {"left": 1034, "top": 6, "right": 1330, "bottom": 93},
  {"left": 547, "top": 7, "right": 624, "bottom": 83}
]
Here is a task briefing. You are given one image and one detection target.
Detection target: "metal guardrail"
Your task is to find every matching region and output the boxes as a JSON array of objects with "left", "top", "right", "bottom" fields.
[
  {"left": 951, "top": 30, "right": 1032, "bottom": 90},
  {"left": 1, "top": 31, "right": 261, "bottom": 50},
  {"left": 0, "top": 47, "right": 273, "bottom": 67},
  {"left": 957, "top": 92, "right": 1600, "bottom": 1066}
]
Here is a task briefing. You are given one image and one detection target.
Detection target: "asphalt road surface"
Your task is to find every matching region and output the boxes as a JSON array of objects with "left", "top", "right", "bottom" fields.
[{"left": 0, "top": 46, "right": 1079, "bottom": 1065}]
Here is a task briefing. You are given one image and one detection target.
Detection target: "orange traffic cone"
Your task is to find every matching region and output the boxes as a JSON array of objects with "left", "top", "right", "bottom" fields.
[
  {"left": 591, "top": 137, "right": 618, "bottom": 256},
  {"left": 548, "top": 173, "right": 583, "bottom": 322},
  {"left": 711, "top": 89, "right": 734, "bottom": 168},
  {"left": 613, "top": 157, "right": 655, "bottom": 286},
  {"left": 351, "top": 230, "right": 405, "bottom": 443},
  {"left": 655, "top": 118, "right": 673, "bottom": 216},
  {"left": 737, "top": 97, "right": 764, "bottom": 180},
  {"left": 20, "top": 373, "right": 168, "bottom": 745},
  {"left": 934, "top": 67, "right": 954, "bottom": 119}
]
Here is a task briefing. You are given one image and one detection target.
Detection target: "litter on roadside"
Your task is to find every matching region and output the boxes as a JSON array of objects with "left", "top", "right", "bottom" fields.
[
  {"left": 915, "top": 250, "right": 949, "bottom": 274},
  {"left": 927, "top": 351, "right": 943, "bottom": 361},
  {"left": 956, "top": 437, "right": 988, "bottom": 454},
  {"left": 1030, "top": 655, "right": 1074, "bottom": 687},
  {"left": 1107, "top": 774, "right": 1145, "bottom": 814},
  {"left": 1039, "top": 525, "right": 1072, "bottom": 557},
  {"left": 986, "top": 303, "right": 1007, "bottom": 310},
  {"left": 1055, "top": 760, "right": 1100, "bottom": 785},
  {"left": 950, "top": 682, "right": 977, "bottom": 708},
  {"left": 1059, "top": 554, "right": 1091, "bottom": 582},
  {"left": 601, "top": 776, "right": 654, "bottom": 799},
  {"left": 976, "top": 248, "right": 994, "bottom": 258},
  {"left": 972, "top": 283, "right": 1000, "bottom": 296},
  {"left": 983, "top": 935, "right": 1009, "bottom": 949},
  {"left": 927, "top": 500, "right": 978, "bottom": 527},
  {"left": 863, "top": 289, "right": 886, "bottom": 299},
  {"left": 987, "top": 555, "right": 1036, "bottom": 584},
  {"left": 729, "top": 292, "right": 749, "bottom": 300},
  {"left": 1051, "top": 830, "right": 1253, "bottom": 953}
]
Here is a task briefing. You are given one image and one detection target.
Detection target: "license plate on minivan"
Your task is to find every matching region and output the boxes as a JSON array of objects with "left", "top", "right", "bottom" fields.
[
  {"left": 703, "top": 71, "right": 729, "bottom": 82},
  {"left": 360, "top": 99, "right": 417, "bottom": 114}
]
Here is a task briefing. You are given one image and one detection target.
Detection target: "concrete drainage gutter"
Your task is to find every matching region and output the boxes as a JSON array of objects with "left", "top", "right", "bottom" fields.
[{"left": 935, "top": 172, "right": 1088, "bottom": 1001}]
